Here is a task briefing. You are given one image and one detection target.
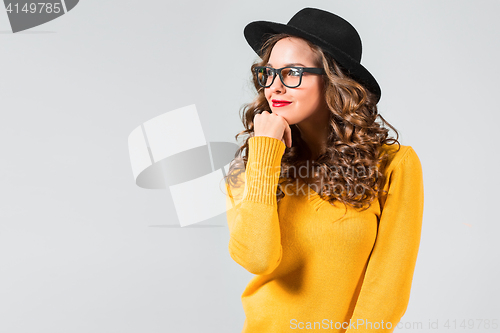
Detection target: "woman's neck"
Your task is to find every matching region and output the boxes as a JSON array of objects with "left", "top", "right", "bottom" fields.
[{"left": 296, "top": 112, "right": 330, "bottom": 161}]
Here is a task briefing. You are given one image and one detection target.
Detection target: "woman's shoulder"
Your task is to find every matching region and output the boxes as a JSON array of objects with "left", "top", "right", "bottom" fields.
[{"left": 378, "top": 143, "right": 421, "bottom": 176}]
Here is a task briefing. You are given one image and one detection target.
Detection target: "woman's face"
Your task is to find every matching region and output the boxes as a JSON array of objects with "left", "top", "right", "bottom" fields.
[{"left": 264, "top": 37, "right": 328, "bottom": 125}]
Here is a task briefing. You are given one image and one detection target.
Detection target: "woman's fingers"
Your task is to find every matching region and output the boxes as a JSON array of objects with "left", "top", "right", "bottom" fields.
[
  {"left": 254, "top": 110, "right": 292, "bottom": 148},
  {"left": 274, "top": 112, "right": 292, "bottom": 148}
]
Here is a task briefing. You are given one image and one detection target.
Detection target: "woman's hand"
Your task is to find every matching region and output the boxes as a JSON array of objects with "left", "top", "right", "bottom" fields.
[{"left": 253, "top": 111, "right": 292, "bottom": 148}]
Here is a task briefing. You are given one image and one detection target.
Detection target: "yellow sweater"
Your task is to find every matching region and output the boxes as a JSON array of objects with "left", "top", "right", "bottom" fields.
[{"left": 225, "top": 136, "right": 424, "bottom": 333}]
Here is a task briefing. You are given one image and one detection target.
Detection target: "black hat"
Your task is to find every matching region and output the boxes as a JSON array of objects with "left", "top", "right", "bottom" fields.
[{"left": 244, "top": 7, "right": 381, "bottom": 103}]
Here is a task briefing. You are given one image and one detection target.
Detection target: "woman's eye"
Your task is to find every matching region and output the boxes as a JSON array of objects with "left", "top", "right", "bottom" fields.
[{"left": 288, "top": 69, "right": 301, "bottom": 76}]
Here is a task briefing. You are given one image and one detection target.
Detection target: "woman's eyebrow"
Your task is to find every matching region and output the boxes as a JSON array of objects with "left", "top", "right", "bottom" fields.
[{"left": 266, "top": 62, "right": 307, "bottom": 67}]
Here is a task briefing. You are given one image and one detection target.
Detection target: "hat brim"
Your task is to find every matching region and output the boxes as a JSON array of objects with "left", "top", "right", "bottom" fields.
[{"left": 244, "top": 20, "right": 381, "bottom": 103}]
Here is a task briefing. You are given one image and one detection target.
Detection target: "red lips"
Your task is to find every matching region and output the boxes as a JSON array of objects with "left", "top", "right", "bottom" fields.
[{"left": 272, "top": 99, "right": 292, "bottom": 107}]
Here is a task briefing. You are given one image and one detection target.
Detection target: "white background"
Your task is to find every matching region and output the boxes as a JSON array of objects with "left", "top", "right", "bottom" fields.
[{"left": 1, "top": 0, "right": 499, "bottom": 332}]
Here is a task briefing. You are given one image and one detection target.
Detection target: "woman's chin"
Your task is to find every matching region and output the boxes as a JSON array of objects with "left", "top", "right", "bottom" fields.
[{"left": 270, "top": 109, "right": 295, "bottom": 124}]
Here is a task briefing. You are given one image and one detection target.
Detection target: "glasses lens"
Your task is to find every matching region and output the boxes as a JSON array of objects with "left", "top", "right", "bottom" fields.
[
  {"left": 281, "top": 67, "right": 301, "bottom": 88},
  {"left": 256, "top": 67, "right": 274, "bottom": 87}
]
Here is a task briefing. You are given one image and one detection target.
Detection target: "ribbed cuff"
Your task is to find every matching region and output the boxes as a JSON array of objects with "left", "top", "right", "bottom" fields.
[{"left": 243, "top": 136, "right": 286, "bottom": 205}]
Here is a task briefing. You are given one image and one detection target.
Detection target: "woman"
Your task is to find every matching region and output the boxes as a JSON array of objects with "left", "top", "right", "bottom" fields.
[{"left": 223, "top": 7, "right": 424, "bottom": 333}]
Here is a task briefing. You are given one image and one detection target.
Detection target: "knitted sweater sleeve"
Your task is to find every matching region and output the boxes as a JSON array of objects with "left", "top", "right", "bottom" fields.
[
  {"left": 225, "top": 136, "right": 286, "bottom": 275},
  {"left": 345, "top": 147, "right": 424, "bottom": 332}
]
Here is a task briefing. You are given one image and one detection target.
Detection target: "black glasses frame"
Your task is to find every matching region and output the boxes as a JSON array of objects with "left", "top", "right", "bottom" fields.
[{"left": 254, "top": 66, "right": 325, "bottom": 88}]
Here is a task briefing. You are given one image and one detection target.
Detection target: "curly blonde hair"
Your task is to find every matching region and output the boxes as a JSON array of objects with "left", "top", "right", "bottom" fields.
[{"left": 223, "top": 33, "right": 401, "bottom": 212}]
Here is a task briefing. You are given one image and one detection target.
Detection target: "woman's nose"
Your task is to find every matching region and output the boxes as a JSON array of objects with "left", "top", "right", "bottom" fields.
[{"left": 267, "top": 75, "right": 285, "bottom": 94}]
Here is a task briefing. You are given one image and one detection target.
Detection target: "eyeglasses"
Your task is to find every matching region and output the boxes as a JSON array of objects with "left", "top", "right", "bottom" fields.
[{"left": 254, "top": 66, "right": 325, "bottom": 88}]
